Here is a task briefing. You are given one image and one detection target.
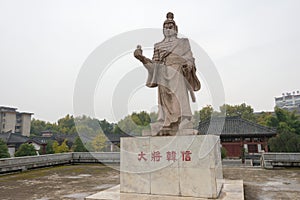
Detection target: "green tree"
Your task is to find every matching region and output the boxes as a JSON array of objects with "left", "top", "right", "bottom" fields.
[
  {"left": 45, "top": 140, "right": 54, "bottom": 154},
  {"left": 58, "top": 115, "right": 74, "bottom": 129},
  {"left": 31, "top": 115, "right": 117, "bottom": 137},
  {"left": 221, "top": 147, "right": 227, "bottom": 159},
  {"left": 194, "top": 104, "right": 255, "bottom": 127},
  {"left": 58, "top": 139, "right": 69, "bottom": 153},
  {"left": 266, "top": 107, "right": 300, "bottom": 152},
  {"left": 194, "top": 107, "right": 207, "bottom": 126},
  {"left": 199, "top": 105, "right": 214, "bottom": 121},
  {"left": 193, "top": 105, "right": 223, "bottom": 127},
  {"left": 76, "top": 125, "right": 95, "bottom": 136},
  {"left": 269, "top": 132, "right": 300, "bottom": 152},
  {"left": 220, "top": 103, "right": 255, "bottom": 121},
  {"left": 52, "top": 141, "right": 59, "bottom": 153},
  {"left": 15, "top": 143, "right": 37, "bottom": 157},
  {"left": 52, "top": 139, "right": 69, "bottom": 153},
  {"left": 74, "top": 115, "right": 112, "bottom": 136},
  {"left": 131, "top": 111, "right": 151, "bottom": 126},
  {"left": 91, "top": 133, "right": 107, "bottom": 152},
  {"left": 255, "top": 112, "right": 273, "bottom": 126},
  {"left": 85, "top": 142, "right": 95, "bottom": 152},
  {"left": 98, "top": 119, "right": 113, "bottom": 134},
  {"left": 30, "top": 118, "right": 47, "bottom": 136},
  {"left": 117, "top": 116, "right": 136, "bottom": 134},
  {"left": 117, "top": 111, "right": 151, "bottom": 136},
  {"left": 273, "top": 107, "right": 300, "bottom": 134},
  {"left": 112, "top": 125, "right": 124, "bottom": 134},
  {"left": 0, "top": 139, "right": 10, "bottom": 158},
  {"left": 149, "top": 112, "right": 158, "bottom": 123},
  {"left": 72, "top": 137, "right": 88, "bottom": 152},
  {"left": 40, "top": 114, "right": 76, "bottom": 135}
]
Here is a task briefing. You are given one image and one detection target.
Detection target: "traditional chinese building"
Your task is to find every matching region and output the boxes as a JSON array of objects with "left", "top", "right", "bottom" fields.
[
  {"left": 104, "top": 132, "right": 132, "bottom": 152},
  {"left": 0, "top": 131, "right": 46, "bottom": 157},
  {"left": 198, "top": 116, "right": 277, "bottom": 158}
]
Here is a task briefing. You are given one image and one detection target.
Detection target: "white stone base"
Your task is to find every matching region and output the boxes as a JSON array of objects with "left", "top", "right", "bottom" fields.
[
  {"left": 85, "top": 180, "right": 244, "bottom": 200},
  {"left": 142, "top": 120, "right": 197, "bottom": 136},
  {"left": 120, "top": 135, "right": 223, "bottom": 199}
]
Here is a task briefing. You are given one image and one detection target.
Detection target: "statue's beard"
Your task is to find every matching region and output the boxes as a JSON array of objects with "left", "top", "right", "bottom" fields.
[{"left": 163, "top": 29, "right": 177, "bottom": 38}]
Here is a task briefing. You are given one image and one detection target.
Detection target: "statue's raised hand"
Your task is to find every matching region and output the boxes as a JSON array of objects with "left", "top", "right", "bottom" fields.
[
  {"left": 134, "top": 45, "right": 152, "bottom": 64},
  {"left": 134, "top": 45, "right": 144, "bottom": 60}
]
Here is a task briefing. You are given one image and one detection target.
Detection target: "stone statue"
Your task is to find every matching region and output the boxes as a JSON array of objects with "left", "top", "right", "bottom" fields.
[{"left": 134, "top": 12, "right": 201, "bottom": 136}]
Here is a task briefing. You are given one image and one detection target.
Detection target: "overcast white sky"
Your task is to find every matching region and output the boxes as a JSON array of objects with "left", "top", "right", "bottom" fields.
[{"left": 0, "top": 0, "right": 299, "bottom": 122}]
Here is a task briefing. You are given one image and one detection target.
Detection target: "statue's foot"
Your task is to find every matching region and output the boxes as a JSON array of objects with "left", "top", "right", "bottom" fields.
[{"left": 179, "top": 118, "right": 193, "bottom": 130}]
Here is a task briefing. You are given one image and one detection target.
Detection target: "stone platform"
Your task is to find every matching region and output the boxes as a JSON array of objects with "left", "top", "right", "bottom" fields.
[
  {"left": 120, "top": 135, "right": 223, "bottom": 198},
  {"left": 85, "top": 180, "right": 244, "bottom": 200}
]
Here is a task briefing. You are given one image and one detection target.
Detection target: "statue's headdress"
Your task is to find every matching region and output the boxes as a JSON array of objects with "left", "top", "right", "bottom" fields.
[{"left": 163, "top": 12, "right": 178, "bottom": 33}]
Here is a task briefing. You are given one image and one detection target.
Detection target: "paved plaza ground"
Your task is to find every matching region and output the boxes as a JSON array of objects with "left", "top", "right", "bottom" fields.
[
  {"left": 223, "top": 166, "right": 300, "bottom": 200},
  {"left": 0, "top": 164, "right": 299, "bottom": 200}
]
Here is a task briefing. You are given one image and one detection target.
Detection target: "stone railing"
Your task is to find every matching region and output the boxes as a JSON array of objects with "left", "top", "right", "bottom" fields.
[
  {"left": 72, "top": 152, "right": 120, "bottom": 163},
  {"left": 0, "top": 152, "right": 120, "bottom": 174},
  {"left": 261, "top": 153, "right": 300, "bottom": 169}
]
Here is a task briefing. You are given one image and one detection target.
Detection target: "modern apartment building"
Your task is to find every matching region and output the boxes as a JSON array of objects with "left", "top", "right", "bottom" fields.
[
  {"left": 275, "top": 91, "right": 300, "bottom": 112},
  {"left": 0, "top": 106, "right": 33, "bottom": 137}
]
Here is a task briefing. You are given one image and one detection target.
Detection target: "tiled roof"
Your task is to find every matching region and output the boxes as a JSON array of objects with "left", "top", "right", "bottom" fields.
[
  {"left": 0, "top": 131, "right": 45, "bottom": 145},
  {"left": 0, "top": 132, "right": 10, "bottom": 143},
  {"left": 198, "top": 116, "right": 277, "bottom": 136},
  {"left": 104, "top": 132, "right": 132, "bottom": 143}
]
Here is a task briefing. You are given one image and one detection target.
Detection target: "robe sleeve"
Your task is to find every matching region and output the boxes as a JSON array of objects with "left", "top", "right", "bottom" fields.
[
  {"left": 180, "top": 38, "right": 201, "bottom": 91},
  {"left": 142, "top": 44, "right": 160, "bottom": 88}
]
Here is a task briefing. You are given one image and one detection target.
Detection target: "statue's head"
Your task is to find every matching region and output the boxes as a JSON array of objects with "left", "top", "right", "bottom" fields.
[{"left": 163, "top": 12, "right": 178, "bottom": 38}]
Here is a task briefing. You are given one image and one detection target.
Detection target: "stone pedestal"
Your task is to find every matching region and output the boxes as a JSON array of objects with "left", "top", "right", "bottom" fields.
[
  {"left": 120, "top": 135, "right": 223, "bottom": 199},
  {"left": 142, "top": 120, "right": 197, "bottom": 136}
]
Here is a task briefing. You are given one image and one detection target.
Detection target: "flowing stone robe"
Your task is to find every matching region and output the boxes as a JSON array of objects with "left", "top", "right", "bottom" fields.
[{"left": 143, "top": 38, "right": 200, "bottom": 128}]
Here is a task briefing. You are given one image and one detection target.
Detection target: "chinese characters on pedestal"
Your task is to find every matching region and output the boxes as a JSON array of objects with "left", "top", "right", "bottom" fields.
[
  {"left": 138, "top": 150, "right": 192, "bottom": 162},
  {"left": 138, "top": 151, "right": 147, "bottom": 161}
]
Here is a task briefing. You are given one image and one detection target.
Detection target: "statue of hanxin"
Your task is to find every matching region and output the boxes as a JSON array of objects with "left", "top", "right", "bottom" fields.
[{"left": 134, "top": 12, "right": 201, "bottom": 136}]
